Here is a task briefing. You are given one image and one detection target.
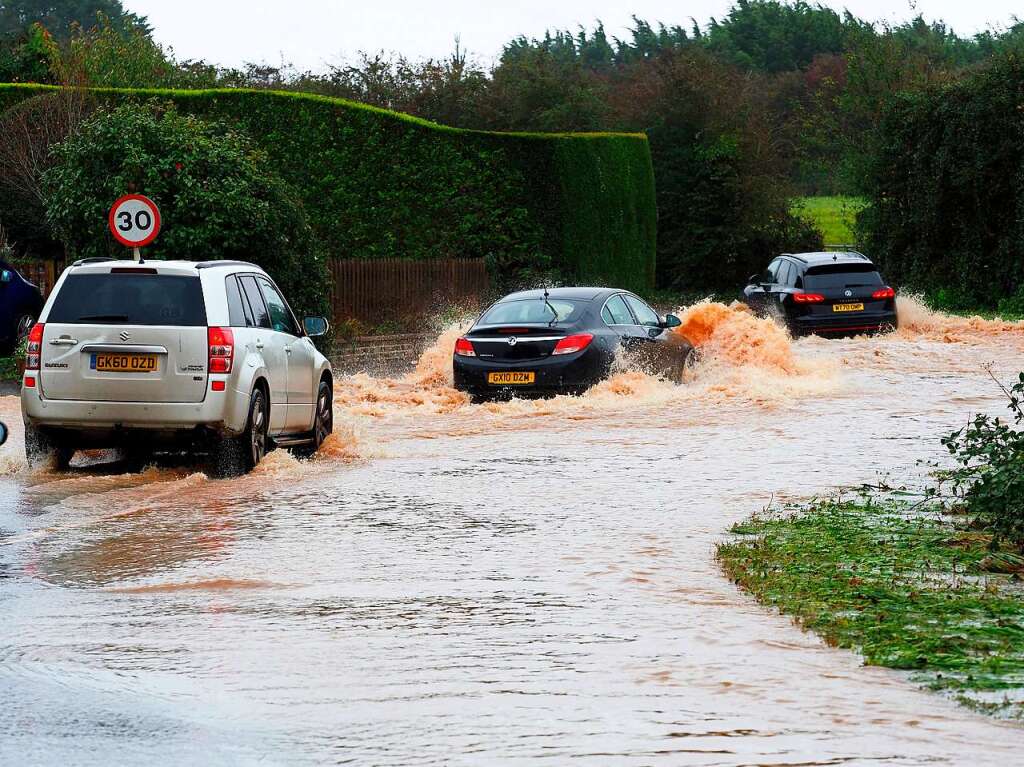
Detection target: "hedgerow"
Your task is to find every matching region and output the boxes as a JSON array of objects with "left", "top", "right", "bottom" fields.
[
  {"left": 858, "top": 54, "right": 1024, "bottom": 308},
  {"left": 0, "top": 84, "right": 657, "bottom": 293}
]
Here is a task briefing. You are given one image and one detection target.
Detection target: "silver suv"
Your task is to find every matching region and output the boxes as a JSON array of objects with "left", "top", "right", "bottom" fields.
[{"left": 21, "top": 259, "right": 333, "bottom": 476}]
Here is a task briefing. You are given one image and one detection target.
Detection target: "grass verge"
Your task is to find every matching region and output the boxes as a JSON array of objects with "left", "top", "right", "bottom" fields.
[
  {"left": 718, "top": 497, "right": 1024, "bottom": 719},
  {"left": 791, "top": 196, "right": 866, "bottom": 247}
]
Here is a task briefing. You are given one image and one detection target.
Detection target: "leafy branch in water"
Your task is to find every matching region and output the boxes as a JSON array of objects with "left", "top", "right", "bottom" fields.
[{"left": 939, "top": 367, "right": 1024, "bottom": 550}]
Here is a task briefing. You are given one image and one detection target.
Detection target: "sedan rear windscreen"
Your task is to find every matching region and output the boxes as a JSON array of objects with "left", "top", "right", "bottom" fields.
[
  {"left": 480, "top": 298, "right": 587, "bottom": 325},
  {"left": 48, "top": 273, "right": 207, "bottom": 326},
  {"left": 804, "top": 264, "right": 883, "bottom": 291}
]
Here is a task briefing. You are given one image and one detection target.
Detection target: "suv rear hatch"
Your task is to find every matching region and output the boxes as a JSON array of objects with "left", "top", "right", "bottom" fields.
[
  {"left": 40, "top": 266, "right": 210, "bottom": 403},
  {"left": 802, "top": 264, "right": 892, "bottom": 315}
]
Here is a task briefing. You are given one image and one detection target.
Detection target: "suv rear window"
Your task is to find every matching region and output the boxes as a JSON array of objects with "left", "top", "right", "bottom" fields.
[
  {"left": 804, "top": 264, "right": 883, "bottom": 291},
  {"left": 48, "top": 273, "right": 207, "bottom": 326}
]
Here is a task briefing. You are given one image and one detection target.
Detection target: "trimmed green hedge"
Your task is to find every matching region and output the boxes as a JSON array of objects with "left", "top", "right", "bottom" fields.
[
  {"left": 0, "top": 84, "right": 656, "bottom": 292},
  {"left": 858, "top": 55, "right": 1024, "bottom": 308}
]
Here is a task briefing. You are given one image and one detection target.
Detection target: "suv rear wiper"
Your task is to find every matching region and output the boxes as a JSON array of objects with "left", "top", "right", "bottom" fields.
[{"left": 77, "top": 313, "right": 130, "bottom": 321}]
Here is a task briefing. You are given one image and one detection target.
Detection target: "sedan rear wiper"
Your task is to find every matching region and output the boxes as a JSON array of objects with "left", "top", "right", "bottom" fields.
[
  {"left": 542, "top": 288, "right": 559, "bottom": 327},
  {"left": 77, "top": 314, "right": 129, "bottom": 322}
]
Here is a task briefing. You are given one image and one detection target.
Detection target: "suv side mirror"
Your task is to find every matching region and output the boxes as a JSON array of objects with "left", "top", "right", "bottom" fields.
[
  {"left": 662, "top": 313, "right": 682, "bottom": 329},
  {"left": 303, "top": 316, "right": 330, "bottom": 337},
  {"left": 747, "top": 274, "right": 761, "bottom": 286},
  {"left": 0, "top": 421, "right": 7, "bottom": 447},
  {"left": 0, "top": 270, "right": 12, "bottom": 283}
]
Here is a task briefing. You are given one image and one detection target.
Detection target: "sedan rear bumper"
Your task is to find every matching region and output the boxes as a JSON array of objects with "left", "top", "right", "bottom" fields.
[{"left": 453, "top": 347, "right": 611, "bottom": 395}]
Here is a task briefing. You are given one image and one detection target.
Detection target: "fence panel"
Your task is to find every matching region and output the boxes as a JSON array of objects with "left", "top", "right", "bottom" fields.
[
  {"left": 329, "top": 258, "right": 489, "bottom": 326},
  {"left": 9, "top": 259, "right": 63, "bottom": 298}
]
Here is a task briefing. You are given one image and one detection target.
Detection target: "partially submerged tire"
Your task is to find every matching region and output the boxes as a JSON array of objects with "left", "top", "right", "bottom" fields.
[
  {"left": 293, "top": 380, "right": 333, "bottom": 459},
  {"left": 24, "top": 423, "right": 74, "bottom": 471},
  {"left": 210, "top": 387, "right": 268, "bottom": 478}
]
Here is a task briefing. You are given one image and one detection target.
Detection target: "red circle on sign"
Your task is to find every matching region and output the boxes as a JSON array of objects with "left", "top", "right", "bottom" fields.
[{"left": 108, "top": 194, "right": 161, "bottom": 248}]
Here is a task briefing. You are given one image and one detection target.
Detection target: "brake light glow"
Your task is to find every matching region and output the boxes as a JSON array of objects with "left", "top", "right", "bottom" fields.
[
  {"left": 552, "top": 333, "right": 594, "bottom": 356},
  {"left": 208, "top": 327, "right": 234, "bottom": 374},
  {"left": 454, "top": 337, "right": 476, "bottom": 357},
  {"left": 792, "top": 293, "right": 826, "bottom": 304},
  {"left": 872, "top": 287, "right": 896, "bottom": 300},
  {"left": 25, "top": 322, "right": 43, "bottom": 371}
]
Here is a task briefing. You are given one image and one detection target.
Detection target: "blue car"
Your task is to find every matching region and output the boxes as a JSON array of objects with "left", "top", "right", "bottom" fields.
[{"left": 0, "top": 260, "right": 44, "bottom": 356}]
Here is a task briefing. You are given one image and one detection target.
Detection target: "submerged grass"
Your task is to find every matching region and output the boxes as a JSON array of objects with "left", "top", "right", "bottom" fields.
[{"left": 718, "top": 498, "right": 1024, "bottom": 719}]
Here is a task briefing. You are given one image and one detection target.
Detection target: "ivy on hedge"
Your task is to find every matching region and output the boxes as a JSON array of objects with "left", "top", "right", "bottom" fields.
[{"left": 0, "top": 84, "right": 657, "bottom": 293}]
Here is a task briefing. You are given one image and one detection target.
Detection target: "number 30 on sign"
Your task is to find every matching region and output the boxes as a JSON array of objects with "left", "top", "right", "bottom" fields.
[{"left": 108, "top": 194, "right": 161, "bottom": 248}]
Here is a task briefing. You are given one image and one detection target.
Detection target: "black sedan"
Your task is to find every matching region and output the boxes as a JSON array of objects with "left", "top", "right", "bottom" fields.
[
  {"left": 742, "top": 251, "right": 899, "bottom": 337},
  {"left": 0, "top": 259, "right": 44, "bottom": 355},
  {"left": 453, "top": 287, "right": 694, "bottom": 399}
]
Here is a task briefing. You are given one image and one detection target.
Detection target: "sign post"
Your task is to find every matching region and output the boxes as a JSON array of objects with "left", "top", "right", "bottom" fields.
[{"left": 108, "top": 195, "right": 161, "bottom": 261}]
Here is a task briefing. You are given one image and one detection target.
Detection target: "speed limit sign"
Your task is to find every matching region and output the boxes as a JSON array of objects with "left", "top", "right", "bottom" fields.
[{"left": 109, "top": 194, "right": 161, "bottom": 249}]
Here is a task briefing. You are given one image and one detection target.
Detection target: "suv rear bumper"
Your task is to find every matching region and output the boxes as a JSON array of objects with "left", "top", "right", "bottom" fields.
[
  {"left": 792, "top": 309, "right": 899, "bottom": 337},
  {"left": 21, "top": 377, "right": 249, "bottom": 436}
]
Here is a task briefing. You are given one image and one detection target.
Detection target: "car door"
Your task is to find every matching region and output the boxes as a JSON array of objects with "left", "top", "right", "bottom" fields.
[
  {"left": 256, "top": 276, "right": 317, "bottom": 434},
  {"left": 744, "top": 260, "right": 778, "bottom": 315},
  {"left": 771, "top": 260, "right": 794, "bottom": 310},
  {"left": 601, "top": 294, "right": 645, "bottom": 353},
  {"left": 238, "top": 275, "right": 288, "bottom": 435}
]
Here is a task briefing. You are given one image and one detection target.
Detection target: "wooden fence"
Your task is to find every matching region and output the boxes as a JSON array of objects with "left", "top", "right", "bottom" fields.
[
  {"left": 10, "top": 259, "right": 63, "bottom": 298},
  {"left": 330, "top": 258, "right": 489, "bottom": 326}
]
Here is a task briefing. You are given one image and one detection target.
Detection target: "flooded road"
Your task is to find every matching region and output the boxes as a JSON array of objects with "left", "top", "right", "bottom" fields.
[{"left": 1, "top": 298, "right": 1023, "bottom": 766}]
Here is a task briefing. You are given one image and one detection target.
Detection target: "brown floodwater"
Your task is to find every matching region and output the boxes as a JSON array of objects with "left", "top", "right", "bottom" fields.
[{"left": 1, "top": 297, "right": 1023, "bottom": 765}]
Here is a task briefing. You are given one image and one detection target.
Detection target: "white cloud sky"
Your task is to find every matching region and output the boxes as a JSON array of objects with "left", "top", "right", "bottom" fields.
[{"left": 126, "top": 1, "right": 1022, "bottom": 71}]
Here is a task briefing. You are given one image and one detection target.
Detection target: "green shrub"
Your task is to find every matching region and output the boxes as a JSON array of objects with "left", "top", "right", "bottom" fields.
[
  {"left": 42, "top": 102, "right": 328, "bottom": 318},
  {"left": 858, "top": 54, "right": 1024, "bottom": 307},
  {"left": 941, "top": 373, "right": 1024, "bottom": 549},
  {"left": 0, "top": 84, "right": 657, "bottom": 293}
]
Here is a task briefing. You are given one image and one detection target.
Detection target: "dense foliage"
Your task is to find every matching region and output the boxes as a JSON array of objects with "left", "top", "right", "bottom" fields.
[
  {"left": 41, "top": 103, "right": 329, "bottom": 318},
  {"left": 858, "top": 55, "right": 1024, "bottom": 309},
  {"left": 941, "top": 373, "right": 1024, "bottom": 549},
  {"left": 2, "top": 84, "right": 656, "bottom": 293}
]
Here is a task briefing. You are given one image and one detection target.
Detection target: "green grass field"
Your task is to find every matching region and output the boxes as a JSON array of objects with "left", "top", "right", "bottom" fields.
[{"left": 791, "top": 196, "right": 867, "bottom": 247}]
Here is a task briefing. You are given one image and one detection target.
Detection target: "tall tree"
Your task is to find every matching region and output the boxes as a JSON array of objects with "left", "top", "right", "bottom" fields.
[{"left": 0, "top": 1, "right": 148, "bottom": 39}]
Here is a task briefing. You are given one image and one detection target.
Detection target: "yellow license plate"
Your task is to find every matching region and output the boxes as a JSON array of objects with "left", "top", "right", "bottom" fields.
[
  {"left": 488, "top": 371, "right": 535, "bottom": 385},
  {"left": 92, "top": 353, "right": 158, "bottom": 373},
  {"left": 833, "top": 303, "right": 865, "bottom": 313}
]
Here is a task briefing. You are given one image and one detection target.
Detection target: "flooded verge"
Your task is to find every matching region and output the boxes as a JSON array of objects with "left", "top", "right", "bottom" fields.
[{"left": 1, "top": 296, "right": 1022, "bottom": 765}]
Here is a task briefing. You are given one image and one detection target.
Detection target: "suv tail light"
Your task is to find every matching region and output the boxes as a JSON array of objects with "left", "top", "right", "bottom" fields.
[
  {"left": 25, "top": 322, "right": 43, "bottom": 371},
  {"left": 792, "top": 293, "right": 826, "bottom": 304},
  {"left": 454, "top": 337, "right": 476, "bottom": 357},
  {"left": 208, "top": 327, "right": 234, "bottom": 373},
  {"left": 872, "top": 287, "right": 896, "bottom": 300},
  {"left": 552, "top": 333, "right": 594, "bottom": 356}
]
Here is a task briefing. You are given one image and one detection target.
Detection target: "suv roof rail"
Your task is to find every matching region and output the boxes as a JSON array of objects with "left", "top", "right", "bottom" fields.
[
  {"left": 71, "top": 257, "right": 120, "bottom": 267},
  {"left": 195, "top": 260, "right": 259, "bottom": 270}
]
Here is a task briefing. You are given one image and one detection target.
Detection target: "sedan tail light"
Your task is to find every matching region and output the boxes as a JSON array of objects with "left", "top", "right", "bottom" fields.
[
  {"left": 25, "top": 322, "right": 43, "bottom": 371},
  {"left": 208, "top": 327, "right": 234, "bottom": 374},
  {"left": 454, "top": 337, "right": 476, "bottom": 357},
  {"left": 792, "top": 293, "right": 825, "bottom": 304},
  {"left": 552, "top": 333, "right": 594, "bottom": 356},
  {"left": 872, "top": 287, "right": 896, "bottom": 300}
]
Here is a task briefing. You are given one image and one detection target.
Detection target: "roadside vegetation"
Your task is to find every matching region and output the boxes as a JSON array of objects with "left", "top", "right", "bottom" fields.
[
  {"left": 721, "top": 372, "right": 1024, "bottom": 718},
  {"left": 3, "top": 1, "right": 1024, "bottom": 304}
]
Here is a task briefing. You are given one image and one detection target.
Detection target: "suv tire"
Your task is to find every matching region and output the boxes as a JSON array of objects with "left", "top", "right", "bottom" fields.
[
  {"left": 293, "top": 380, "right": 332, "bottom": 459},
  {"left": 210, "top": 387, "right": 268, "bottom": 478},
  {"left": 24, "top": 423, "right": 74, "bottom": 471}
]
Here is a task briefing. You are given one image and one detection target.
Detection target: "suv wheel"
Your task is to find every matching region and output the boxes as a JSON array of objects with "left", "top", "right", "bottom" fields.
[
  {"left": 24, "top": 424, "right": 74, "bottom": 471},
  {"left": 293, "top": 380, "right": 332, "bottom": 459},
  {"left": 210, "top": 387, "right": 268, "bottom": 478}
]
